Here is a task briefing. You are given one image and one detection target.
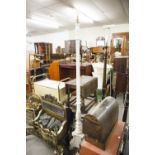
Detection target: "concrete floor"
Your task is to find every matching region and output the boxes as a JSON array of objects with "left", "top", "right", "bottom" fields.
[
  {"left": 26, "top": 135, "right": 54, "bottom": 155},
  {"left": 117, "top": 94, "right": 125, "bottom": 120},
  {"left": 117, "top": 94, "right": 129, "bottom": 123},
  {"left": 26, "top": 95, "right": 128, "bottom": 155}
]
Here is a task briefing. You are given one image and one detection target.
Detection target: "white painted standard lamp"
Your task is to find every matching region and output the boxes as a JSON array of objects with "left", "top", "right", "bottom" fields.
[{"left": 70, "top": 15, "right": 84, "bottom": 150}]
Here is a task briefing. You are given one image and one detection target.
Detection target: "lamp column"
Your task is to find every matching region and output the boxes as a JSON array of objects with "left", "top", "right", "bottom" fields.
[{"left": 70, "top": 15, "right": 84, "bottom": 150}]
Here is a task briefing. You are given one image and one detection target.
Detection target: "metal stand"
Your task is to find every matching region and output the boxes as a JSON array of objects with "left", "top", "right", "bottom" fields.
[{"left": 102, "top": 46, "right": 108, "bottom": 99}]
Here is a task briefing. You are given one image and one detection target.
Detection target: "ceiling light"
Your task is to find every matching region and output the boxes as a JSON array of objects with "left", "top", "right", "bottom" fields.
[
  {"left": 73, "top": 3, "right": 102, "bottom": 22},
  {"left": 28, "top": 15, "right": 61, "bottom": 29},
  {"left": 79, "top": 13, "right": 94, "bottom": 24},
  {"left": 63, "top": 7, "right": 94, "bottom": 24}
]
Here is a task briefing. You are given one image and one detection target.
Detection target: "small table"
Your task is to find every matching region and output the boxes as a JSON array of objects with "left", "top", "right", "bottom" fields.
[{"left": 65, "top": 75, "right": 98, "bottom": 112}]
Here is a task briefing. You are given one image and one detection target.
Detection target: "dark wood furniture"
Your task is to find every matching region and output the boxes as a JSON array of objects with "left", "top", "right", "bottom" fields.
[
  {"left": 59, "top": 63, "right": 93, "bottom": 80},
  {"left": 114, "top": 57, "right": 128, "bottom": 73},
  {"left": 113, "top": 57, "right": 129, "bottom": 98},
  {"left": 115, "top": 73, "right": 128, "bottom": 96},
  {"left": 65, "top": 40, "right": 81, "bottom": 54},
  {"left": 34, "top": 42, "right": 52, "bottom": 64},
  {"left": 51, "top": 53, "right": 66, "bottom": 60}
]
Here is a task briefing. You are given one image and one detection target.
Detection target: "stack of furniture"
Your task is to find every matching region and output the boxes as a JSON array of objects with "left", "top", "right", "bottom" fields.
[
  {"left": 34, "top": 42, "right": 52, "bottom": 64},
  {"left": 27, "top": 42, "right": 53, "bottom": 90}
]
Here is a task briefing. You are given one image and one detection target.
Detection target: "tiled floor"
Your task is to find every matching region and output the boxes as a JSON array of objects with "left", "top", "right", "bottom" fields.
[{"left": 26, "top": 95, "right": 128, "bottom": 155}]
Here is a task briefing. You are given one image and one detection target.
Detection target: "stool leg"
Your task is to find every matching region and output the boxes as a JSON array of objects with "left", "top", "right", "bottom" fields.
[{"left": 81, "top": 98, "right": 85, "bottom": 113}]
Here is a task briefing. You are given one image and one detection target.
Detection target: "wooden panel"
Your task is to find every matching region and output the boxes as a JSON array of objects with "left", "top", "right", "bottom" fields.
[
  {"left": 114, "top": 57, "right": 127, "bottom": 73},
  {"left": 115, "top": 73, "right": 128, "bottom": 94},
  {"left": 59, "top": 63, "right": 93, "bottom": 80}
]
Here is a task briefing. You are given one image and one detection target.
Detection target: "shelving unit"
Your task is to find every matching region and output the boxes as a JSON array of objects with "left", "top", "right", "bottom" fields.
[{"left": 27, "top": 53, "right": 48, "bottom": 95}]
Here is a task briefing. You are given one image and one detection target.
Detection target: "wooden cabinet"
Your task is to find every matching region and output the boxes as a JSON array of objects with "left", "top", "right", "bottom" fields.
[
  {"left": 115, "top": 72, "right": 128, "bottom": 94},
  {"left": 65, "top": 40, "right": 81, "bottom": 54},
  {"left": 34, "top": 42, "right": 52, "bottom": 64},
  {"left": 111, "top": 32, "right": 129, "bottom": 56},
  {"left": 114, "top": 57, "right": 128, "bottom": 73}
]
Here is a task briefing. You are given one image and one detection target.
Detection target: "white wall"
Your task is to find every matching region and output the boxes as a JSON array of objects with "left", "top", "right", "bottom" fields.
[
  {"left": 26, "top": 41, "right": 35, "bottom": 71},
  {"left": 27, "top": 23, "right": 129, "bottom": 52},
  {"left": 27, "top": 30, "right": 70, "bottom": 52}
]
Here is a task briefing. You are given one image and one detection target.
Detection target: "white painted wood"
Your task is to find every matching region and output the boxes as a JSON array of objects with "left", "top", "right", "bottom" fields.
[{"left": 33, "top": 79, "right": 67, "bottom": 103}]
